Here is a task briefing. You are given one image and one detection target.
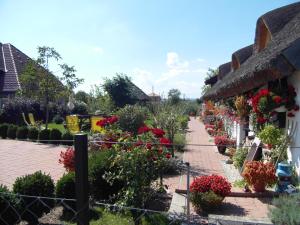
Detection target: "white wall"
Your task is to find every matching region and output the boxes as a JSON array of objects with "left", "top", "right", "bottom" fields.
[{"left": 287, "top": 71, "right": 300, "bottom": 178}]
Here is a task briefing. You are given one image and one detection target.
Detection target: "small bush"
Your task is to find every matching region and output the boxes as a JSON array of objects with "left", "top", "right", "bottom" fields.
[
  {"left": 13, "top": 171, "right": 55, "bottom": 224},
  {"left": 39, "top": 129, "right": 50, "bottom": 143},
  {"left": 7, "top": 125, "right": 17, "bottom": 139},
  {"left": 62, "top": 132, "right": 74, "bottom": 146},
  {"left": 56, "top": 172, "right": 76, "bottom": 212},
  {"left": 178, "top": 115, "right": 189, "bottom": 130},
  {"left": 50, "top": 128, "right": 62, "bottom": 144},
  {"left": 28, "top": 127, "right": 39, "bottom": 141},
  {"left": 89, "top": 151, "right": 123, "bottom": 200},
  {"left": 52, "top": 114, "right": 65, "bottom": 124},
  {"left": 0, "top": 123, "right": 9, "bottom": 139},
  {"left": 268, "top": 193, "right": 300, "bottom": 225},
  {"left": 233, "top": 148, "right": 248, "bottom": 170},
  {"left": 173, "top": 133, "right": 186, "bottom": 151},
  {"left": 16, "top": 126, "right": 29, "bottom": 139},
  {"left": 0, "top": 185, "right": 20, "bottom": 225},
  {"left": 117, "top": 105, "right": 147, "bottom": 134}
]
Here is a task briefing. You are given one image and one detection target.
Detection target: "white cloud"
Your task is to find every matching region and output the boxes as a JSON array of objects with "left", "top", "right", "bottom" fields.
[
  {"left": 131, "top": 68, "right": 155, "bottom": 94},
  {"left": 92, "top": 47, "right": 104, "bottom": 54}
]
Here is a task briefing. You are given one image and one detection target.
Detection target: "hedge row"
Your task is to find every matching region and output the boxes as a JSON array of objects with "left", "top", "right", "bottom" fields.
[{"left": 0, "top": 123, "right": 73, "bottom": 145}]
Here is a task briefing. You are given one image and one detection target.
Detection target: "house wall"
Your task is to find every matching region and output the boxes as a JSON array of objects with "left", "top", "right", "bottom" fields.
[{"left": 287, "top": 70, "right": 300, "bottom": 178}]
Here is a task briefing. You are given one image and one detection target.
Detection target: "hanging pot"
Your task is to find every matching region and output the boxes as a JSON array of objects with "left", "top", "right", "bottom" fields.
[{"left": 217, "top": 145, "right": 226, "bottom": 154}]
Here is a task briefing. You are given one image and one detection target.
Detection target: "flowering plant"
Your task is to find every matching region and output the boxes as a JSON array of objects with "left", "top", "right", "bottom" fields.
[
  {"left": 190, "top": 174, "right": 231, "bottom": 210},
  {"left": 214, "top": 136, "right": 235, "bottom": 147},
  {"left": 59, "top": 147, "right": 75, "bottom": 172},
  {"left": 96, "top": 115, "right": 119, "bottom": 127},
  {"left": 234, "top": 95, "right": 249, "bottom": 118},
  {"left": 242, "top": 161, "right": 277, "bottom": 192}
]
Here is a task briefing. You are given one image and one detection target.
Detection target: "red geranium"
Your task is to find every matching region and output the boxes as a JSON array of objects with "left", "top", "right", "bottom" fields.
[
  {"left": 257, "top": 117, "right": 267, "bottom": 124},
  {"left": 165, "top": 153, "right": 172, "bottom": 159},
  {"left": 151, "top": 128, "right": 165, "bottom": 137},
  {"left": 159, "top": 137, "right": 172, "bottom": 147},
  {"left": 59, "top": 147, "right": 75, "bottom": 172},
  {"left": 138, "top": 125, "right": 151, "bottom": 134},
  {"left": 96, "top": 116, "right": 119, "bottom": 127},
  {"left": 96, "top": 119, "right": 108, "bottom": 127},
  {"left": 273, "top": 96, "right": 282, "bottom": 104}
]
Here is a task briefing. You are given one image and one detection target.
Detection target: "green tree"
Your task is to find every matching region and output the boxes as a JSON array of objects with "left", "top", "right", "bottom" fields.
[
  {"left": 59, "top": 63, "right": 84, "bottom": 92},
  {"left": 201, "top": 68, "right": 218, "bottom": 95},
  {"left": 168, "top": 89, "right": 181, "bottom": 105},
  {"left": 103, "top": 74, "right": 135, "bottom": 108},
  {"left": 75, "top": 91, "right": 89, "bottom": 103}
]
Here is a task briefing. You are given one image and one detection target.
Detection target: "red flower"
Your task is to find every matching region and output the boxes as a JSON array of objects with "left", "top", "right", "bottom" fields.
[
  {"left": 159, "top": 137, "right": 172, "bottom": 147},
  {"left": 273, "top": 96, "right": 282, "bottom": 104},
  {"left": 146, "top": 143, "right": 152, "bottom": 150},
  {"left": 138, "top": 125, "right": 151, "bottom": 134},
  {"left": 107, "top": 115, "right": 118, "bottom": 124},
  {"left": 59, "top": 147, "right": 75, "bottom": 172},
  {"left": 134, "top": 140, "right": 144, "bottom": 147},
  {"left": 288, "top": 112, "right": 295, "bottom": 117},
  {"left": 257, "top": 117, "right": 267, "bottom": 124},
  {"left": 96, "top": 119, "right": 108, "bottom": 127},
  {"left": 165, "top": 153, "right": 172, "bottom": 159},
  {"left": 158, "top": 147, "right": 163, "bottom": 155},
  {"left": 151, "top": 128, "right": 165, "bottom": 137},
  {"left": 259, "top": 89, "right": 269, "bottom": 97}
]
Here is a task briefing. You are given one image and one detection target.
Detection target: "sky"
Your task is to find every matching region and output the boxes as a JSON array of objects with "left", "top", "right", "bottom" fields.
[{"left": 1, "top": 0, "right": 298, "bottom": 98}]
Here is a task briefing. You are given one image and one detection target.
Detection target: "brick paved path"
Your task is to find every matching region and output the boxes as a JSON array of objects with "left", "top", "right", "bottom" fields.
[
  {"left": 0, "top": 140, "right": 66, "bottom": 189},
  {"left": 165, "top": 117, "right": 272, "bottom": 219}
]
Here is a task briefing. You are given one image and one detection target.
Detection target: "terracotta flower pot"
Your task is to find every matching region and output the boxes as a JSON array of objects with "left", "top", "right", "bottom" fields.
[
  {"left": 217, "top": 145, "right": 226, "bottom": 154},
  {"left": 253, "top": 182, "right": 266, "bottom": 192}
]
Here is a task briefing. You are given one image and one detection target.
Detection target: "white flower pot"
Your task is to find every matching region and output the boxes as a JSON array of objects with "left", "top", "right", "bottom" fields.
[{"left": 274, "top": 105, "right": 287, "bottom": 112}]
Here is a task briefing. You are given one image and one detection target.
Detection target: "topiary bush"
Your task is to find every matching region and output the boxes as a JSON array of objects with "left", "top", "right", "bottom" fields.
[
  {"left": 0, "top": 123, "right": 9, "bottom": 139},
  {"left": 268, "top": 193, "right": 300, "bottom": 225},
  {"left": 52, "top": 114, "right": 65, "bottom": 124},
  {"left": 0, "top": 184, "right": 20, "bottom": 225},
  {"left": 117, "top": 105, "right": 147, "bottom": 134},
  {"left": 62, "top": 132, "right": 74, "bottom": 146},
  {"left": 13, "top": 171, "right": 55, "bottom": 224},
  {"left": 38, "top": 129, "right": 50, "bottom": 143},
  {"left": 49, "top": 128, "right": 62, "bottom": 144},
  {"left": 7, "top": 125, "right": 17, "bottom": 139},
  {"left": 56, "top": 172, "right": 76, "bottom": 212},
  {"left": 28, "top": 127, "right": 39, "bottom": 141},
  {"left": 16, "top": 126, "right": 29, "bottom": 140},
  {"left": 89, "top": 151, "right": 124, "bottom": 200}
]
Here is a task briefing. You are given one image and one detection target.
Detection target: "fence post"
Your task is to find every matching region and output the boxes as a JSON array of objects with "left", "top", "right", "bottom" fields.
[
  {"left": 186, "top": 162, "right": 190, "bottom": 224},
  {"left": 75, "top": 133, "right": 89, "bottom": 225}
]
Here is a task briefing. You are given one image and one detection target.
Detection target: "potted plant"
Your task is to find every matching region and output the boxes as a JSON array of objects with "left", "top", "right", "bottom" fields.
[
  {"left": 242, "top": 161, "right": 277, "bottom": 192},
  {"left": 258, "top": 125, "right": 282, "bottom": 149},
  {"left": 190, "top": 174, "right": 231, "bottom": 212},
  {"left": 214, "top": 136, "right": 235, "bottom": 154}
]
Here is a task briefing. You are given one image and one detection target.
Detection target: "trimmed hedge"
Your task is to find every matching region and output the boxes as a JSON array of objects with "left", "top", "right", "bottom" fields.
[
  {"left": 28, "top": 127, "right": 39, "bottom": 141},
  {"left": 16, "top": 126, "right": 29, "bottom": 139},
  {"left": 13, "top": 171, "right": 55, "bottom": 224},
  {"left": 0, "top": 123, "right": 9, "bottom": 139},
  {"left": 49, "top": 128, "right": 62, "bottom": 144},
  {"left": 56, "top": 172, "right": 76, "bottom": 211},
  {"left": 7, "top": 125, "right": 17, "bottom": 139},
  {"left": 0, "top": 185, "right": 20, "bottom": 224},
  {"left": 39, "top": 129, "right": 50, "bottom": 143},
  {"left": 62, "top": 132, "right": 74, "bottom": 146}
]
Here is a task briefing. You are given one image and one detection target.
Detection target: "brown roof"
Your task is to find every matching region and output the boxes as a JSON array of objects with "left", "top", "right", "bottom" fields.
[
  {"left": 202, "top": 3, "right": 300, "bottom": 101},
  {"left": 204, "top": 75, "right": 218, "bottom": 86},
  {"left": 218, "top": 62, "right": 231, "bottom": 80},
  {"left": 232, "top": 44, "right": 253, "bottom": 66}
]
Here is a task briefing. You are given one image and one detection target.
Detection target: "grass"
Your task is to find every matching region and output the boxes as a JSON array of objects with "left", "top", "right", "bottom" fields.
[
  {"left": 46, "top": 123, "right": 66, "bottom": 133},
  {"left": 65, "top": 207, "right": 178, "bottom": 225},
  {"left": 233, "top": 179, "right": 247, "bottom": 188}
]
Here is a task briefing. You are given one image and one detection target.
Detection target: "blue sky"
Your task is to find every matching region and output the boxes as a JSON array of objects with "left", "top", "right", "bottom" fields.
[{"left": 1, "top": 0, "right": 297, "bottom": 98}]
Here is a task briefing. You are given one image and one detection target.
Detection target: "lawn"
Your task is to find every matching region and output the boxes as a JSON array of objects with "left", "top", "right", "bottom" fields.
[{"left": 47, "top": 123, "right": 66, "bottom": 133}]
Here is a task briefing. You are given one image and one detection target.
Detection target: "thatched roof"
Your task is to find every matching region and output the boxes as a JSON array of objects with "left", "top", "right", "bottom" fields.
[
  {"left": 202, "top": 2, "right": 300, "bottom": 101},
  {"left": 204, "top": 75, "right": 218, "bottom": 86},
  {"left": 218, "top": 62, "right": 231, "bottom": 80},
  {"left": 232, "top": 44, "right": 253, "bottom": 67},
  {"left": 128, "top": 80, "right": 150, "bottom": 101}
]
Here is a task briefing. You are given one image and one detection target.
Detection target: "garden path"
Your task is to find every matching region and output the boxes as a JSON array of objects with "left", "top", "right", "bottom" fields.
[
  {"left": 165, "top": 117, "right": 272, "bottom": 220},
  {"left": 0, "top": 139, "right": 65, "bottom": 189}
]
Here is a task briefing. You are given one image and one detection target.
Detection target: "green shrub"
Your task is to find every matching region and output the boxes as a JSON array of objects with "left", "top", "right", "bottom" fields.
[
  {"left": 89, "top": 151, "right": 123, "bottom": 200},
  {"left": 16, "top": 126, "right": 29, "bottom": 139},
  {"left": 191, "top": 190, "right": 224, "bottom": 211},
  {"left": 268, "top": 193, "right": 300, "bottom": 225},
  {"left": 39, "top": 129, "right": 50, "bottom": 143},
  {"left": 178, "top": 115, "right": 189, "bottom": 130},
  {"left": 258, "top": 125, "right": 282, "bottom": 147},
  {"left": 62, "top": 131, "right": 74, "bottom": 146},
  {"left": 49, "top": 128, "right": 62, "bottom": 144},
  {"left": 173, "top": 133, "right": 186, "bottom": 152},
  {"left": 52, "top": 114, "right": 65, "bottom": 124},
  {"left": 0, "top": 185, "right": 20, "bottom": 225},
  {"left": 13, "top": 171, "right": 55, "bottom": 224},
  {"left": 117, "top": 105, "right": 147, "bottom": 134},
  {"left": 0, "top": 123, "right": 9, "bottom": 139},
  {"left": 56, "top": 172, "right": 76, "bottom": 212},
  {"left": 28, "top": 127, "right": 39, "bottom": 141},
  {"left": 7, "top": 125, "right": 17, "bottom": 139},
  {"left": 233, "top": 148, "right": 248, "bottom": 170}
]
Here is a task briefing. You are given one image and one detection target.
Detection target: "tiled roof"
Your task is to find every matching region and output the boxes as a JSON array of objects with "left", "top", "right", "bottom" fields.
[{"left": 0, "top": 43, "right": 31, "bottom": 93}]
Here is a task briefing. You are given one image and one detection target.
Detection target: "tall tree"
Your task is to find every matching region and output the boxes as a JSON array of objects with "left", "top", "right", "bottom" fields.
[
  {"left": 168, "top": 89, "right": 181, "bottom": 105},
  {"left": 103, "top": 74, "right": 135, "bottom": 108},
  {"left": 59, "top": 63, "right": 84, "bottom": 92}
]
